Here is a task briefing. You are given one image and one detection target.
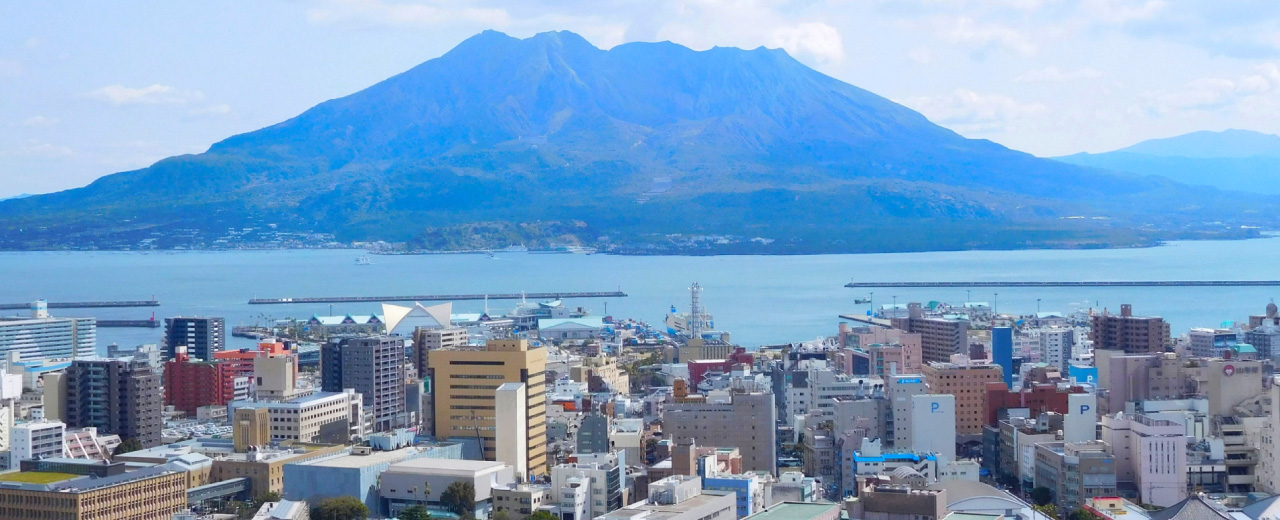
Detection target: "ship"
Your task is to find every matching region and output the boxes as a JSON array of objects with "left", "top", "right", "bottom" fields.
[
  {"left": 664, "top": 282, "right": 727, "bottom": 340},
  {"left": 355, "top": 255, "right": 372, "bottom": 265},
  {"left": 854, "top": 297, "right": 871, "bottom": 304}
]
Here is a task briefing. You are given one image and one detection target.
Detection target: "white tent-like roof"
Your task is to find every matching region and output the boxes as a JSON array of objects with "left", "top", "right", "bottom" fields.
[{"left": 383, "top": 301, "right": 453, "bottom": 336}]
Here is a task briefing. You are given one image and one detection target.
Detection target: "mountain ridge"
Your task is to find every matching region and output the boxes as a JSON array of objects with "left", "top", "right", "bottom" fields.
[
  {"left": 1055, "top": 129, "right": 1280, "bottom": 195},
  {"left": 1, "top": 31, "right": 1274, "bottom": 252}
]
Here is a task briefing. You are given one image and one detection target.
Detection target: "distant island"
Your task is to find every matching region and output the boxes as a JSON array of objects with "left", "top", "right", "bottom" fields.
[{"left": 1, "top": 31, "right": 1276, "bottom": 254}]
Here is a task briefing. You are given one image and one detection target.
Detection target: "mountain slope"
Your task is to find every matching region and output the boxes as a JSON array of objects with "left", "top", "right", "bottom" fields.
[
  {"left": 1056, "top": 129, "right": 1280, "bottom": 194},
  {"left": 1, "top": 31, "right": 1274, "bottom": 252}
]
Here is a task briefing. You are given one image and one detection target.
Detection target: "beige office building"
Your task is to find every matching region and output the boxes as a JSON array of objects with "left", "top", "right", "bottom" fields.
[
  {"left": 924, "top": 361, "right": 1003, "bottom": 435},
  {"left": 0, "top": 465, "right": 188, "bottom": 520},
  {"left": 428, "top": 339, "right": 548, "bottom": 477}
]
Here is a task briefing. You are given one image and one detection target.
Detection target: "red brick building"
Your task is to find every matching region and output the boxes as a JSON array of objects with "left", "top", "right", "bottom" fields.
[
  {"left": 984, "top": 382, "right": 1085, "bottom": 426},
  {"left": 164, "top": 352, "right": 236, "bottom": 415}
]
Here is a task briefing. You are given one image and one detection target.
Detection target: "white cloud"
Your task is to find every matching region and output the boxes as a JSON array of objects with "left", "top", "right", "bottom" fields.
[
  {"left": 21, "top": 116, "right": 59, "bottom": 128},
  {"left": 189, "top": 104, "right": 232, "bottom": 116},
  {"left": 1079, "top": 0, "right": 1167, "bottom": 25},
  {"left": 1, "top": 140, "right": 74, "bottom": 159},
  {"left": 937, "top": 16, "right": 1038, "bottom": 56},
  {"left": 307, "top": 0, "right": 512, "bottom": 29},
  {"left": 0, "top": 58, "right": 22, "bottom": 77},
  {"left": 1015, "top": 66, "right": 1103, "bottom": 83},
  {"left": 770, "top": 22, "right": 845, "bottom": 64},
  {"left": 86, "top": 84, "right": 206, "bottom": 106},
  {"left": 902, "top": 89, "right": 1046, "bottom": 134},
  {"left": 1139, "top": 62, "right": 1280, "bottom": 116},
  {"left": 907, "top": 46, "right": 936, "bottom": 64}
]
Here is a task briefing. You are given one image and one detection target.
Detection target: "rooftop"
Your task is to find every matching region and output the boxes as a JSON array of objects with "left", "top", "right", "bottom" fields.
[
  {"left": 0, "top": 471, "right": 77, "bottom": 484},
  {"left": 302, "top": 447, "right": 424, "bottom": 469},
  {"left": 744, "top": 502, "right": 841, "bottom": 520},
  {"left": 386, "top": 458, "right": 508, "bottom": 477}
]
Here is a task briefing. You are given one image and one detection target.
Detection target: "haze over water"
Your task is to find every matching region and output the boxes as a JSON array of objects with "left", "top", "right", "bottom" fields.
[{"left": 3, "top": 238, "right": 1279, "bottom": 353}]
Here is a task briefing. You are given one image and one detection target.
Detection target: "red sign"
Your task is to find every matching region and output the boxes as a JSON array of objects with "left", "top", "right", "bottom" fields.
[{"left": 1224, "top": 364, "right": 1236, "bottom": 377}]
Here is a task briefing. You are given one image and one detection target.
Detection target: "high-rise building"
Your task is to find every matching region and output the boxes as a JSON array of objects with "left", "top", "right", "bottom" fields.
[
  {"left": 428, "top": 339, "right": 548, "bottom": 476},
  {"left": 886, "top": 374, "right": 928, "bottom": 449},
  {"left": 164, "top": 349, "right": 243, "bottom": 416},
  {"left": 663, "top": 391, "right": 777, "bottom": 474},
  {"left": 891, "top": 303, "right": 968, "bottom": 363},
  {"left": 992, "top": 327, "right": 1014, "bottom": 388},
  {"left": 0, "top": 301, "right": 95, "bottom": 360},
  {"left": 1089, "top": 304, "right": 1168, "bottom": 353},
  {"left": 924, "top": 361, "right": 1003, "bottom": 436},
  {"left": 495, "top": 382, "right": 528, "bottom": 481},
  {"left": 322, "top": 336, "right": 407, "bottom": 431},
  {"left": 1039, "top": 328, "right": 1075, "bottom": 370},
  {"left": 162, "top": 316, "right": 225, "bottom": 360},
  {"left": 412, "top": 326, "right": 468, "bottom": 376},
  {"left": 64, "top": 357, "right": 163, "bottom": 448},
  {"left": 1101, "top": 412, "right": 1188, "bottom": 507}
]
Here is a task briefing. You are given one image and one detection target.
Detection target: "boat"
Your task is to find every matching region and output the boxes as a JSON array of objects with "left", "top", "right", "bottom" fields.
[
  {"left": 355, "top": 255, "right": 372, "bottom": 265},
  {"left": 854, "top": 297, "right": 871, "bottom": 304}
]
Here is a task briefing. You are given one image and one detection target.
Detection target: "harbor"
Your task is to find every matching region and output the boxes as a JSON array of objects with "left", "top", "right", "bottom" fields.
[
  {"left": 248, "top": 291, "right": 628, "bottom": 305},
  {"left": 845, "top": 281, "right": 1280, "bottom": 288}
]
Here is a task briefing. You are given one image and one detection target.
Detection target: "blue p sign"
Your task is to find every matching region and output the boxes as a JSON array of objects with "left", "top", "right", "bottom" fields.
[
  {"left": 931, "top": 402, "right": 941, "bottom": 413},
  {"left": 1080, "top": 405, "right": 1091, "bottom": 415}
]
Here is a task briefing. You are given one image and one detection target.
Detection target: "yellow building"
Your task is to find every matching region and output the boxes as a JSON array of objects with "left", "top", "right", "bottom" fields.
[
  {"left": 428, "top": 339, "right": 548, "bottom": 477},
  {"left": 571, "top": 355, "right": 631, "bottom": 393},
  {"left": 0, "top": 466, "right": 188, "bottom": 520}
]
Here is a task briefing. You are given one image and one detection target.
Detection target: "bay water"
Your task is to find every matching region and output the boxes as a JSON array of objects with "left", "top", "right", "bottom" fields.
[{"left": 2, "top": 238, "right": 1279, "bottom": 353}]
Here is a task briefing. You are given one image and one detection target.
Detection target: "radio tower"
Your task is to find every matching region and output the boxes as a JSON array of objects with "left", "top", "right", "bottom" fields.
[{"left": 689, "top": 282, "right": 704, "bottom": 337}]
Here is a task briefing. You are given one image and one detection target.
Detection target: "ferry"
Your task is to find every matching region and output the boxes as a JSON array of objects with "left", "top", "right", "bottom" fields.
[
  {"left": 665, "top": 305, "right": 715, "bottom": 336},
  {"left": 355, "top": 255, "right": 373, "bottom": 265}
]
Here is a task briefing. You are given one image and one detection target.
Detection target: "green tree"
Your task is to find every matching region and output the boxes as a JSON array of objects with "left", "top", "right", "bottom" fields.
[
  {"left": 399, "top": 505, "right": 431, "bottom": 520},
  {"left": 1070, "top": 509, "right": 1104, "bottom": 520},
  {"left": 529, "top": 512, "right": 560, "bottom": 520},
  {"left": 440, "top": 481, "right": 476, "bottom": 517},
  {"left": 1031, "top": 486, "right": 1054, "bottom": 507},
  {"left": 313, "top": 496, "right": 370, "bottom": 520},
  {"left": 1035, "top": 504, "right": 1060, "bottom": 520},
  {"left": 113, "top": 438, "right": 144, "bottom": 456},
  {"left": 491, "top": 510, "right": 512, "bottom": 520}
]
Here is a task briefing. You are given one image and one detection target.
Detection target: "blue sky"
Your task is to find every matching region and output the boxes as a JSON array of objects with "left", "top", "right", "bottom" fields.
[{"left": 4, "top": 1, "right": 1280, "bottom": 197}]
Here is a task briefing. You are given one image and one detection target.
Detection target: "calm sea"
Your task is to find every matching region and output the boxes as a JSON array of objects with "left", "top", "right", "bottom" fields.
[{"left": 2, "top": 238, "right": 1279, "bottom": 353}]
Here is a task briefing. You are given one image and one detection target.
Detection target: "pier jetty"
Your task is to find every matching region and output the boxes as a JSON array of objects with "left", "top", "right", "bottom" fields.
[
  {"left": 845, "top": 281, "right": 1280, "bottom": 288},
  {"left": 249, "top": 291, "right": 628, "bottom": 305},
  {"left": 97, "top": 319, "right": 162, "bottom": 328},
  {"left": 0, "top": 300, "right": 160, "bottom": 310}
]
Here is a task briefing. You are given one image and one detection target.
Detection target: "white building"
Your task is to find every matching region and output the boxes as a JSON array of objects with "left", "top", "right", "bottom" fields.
[
  {"left": 551, "top": 452, "right": 626, "bottom": 519},
  {"left": 0, "top": 301, "right": 95, "bottom": 360},
  {"left": 910, "top": 394, "right": 956, "bottom": 462},
  {"left": 11, "top": 420, "right": 65, "bottom": 468},
  {"left": 538, "top": 317, "right": 605, "bottom": 341},
  {"left": 1101, "top": 412, "right": 1188, "bottom": 507},
  {"left": 886, "top": 374, "right": 927, "bottom": 449}
]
